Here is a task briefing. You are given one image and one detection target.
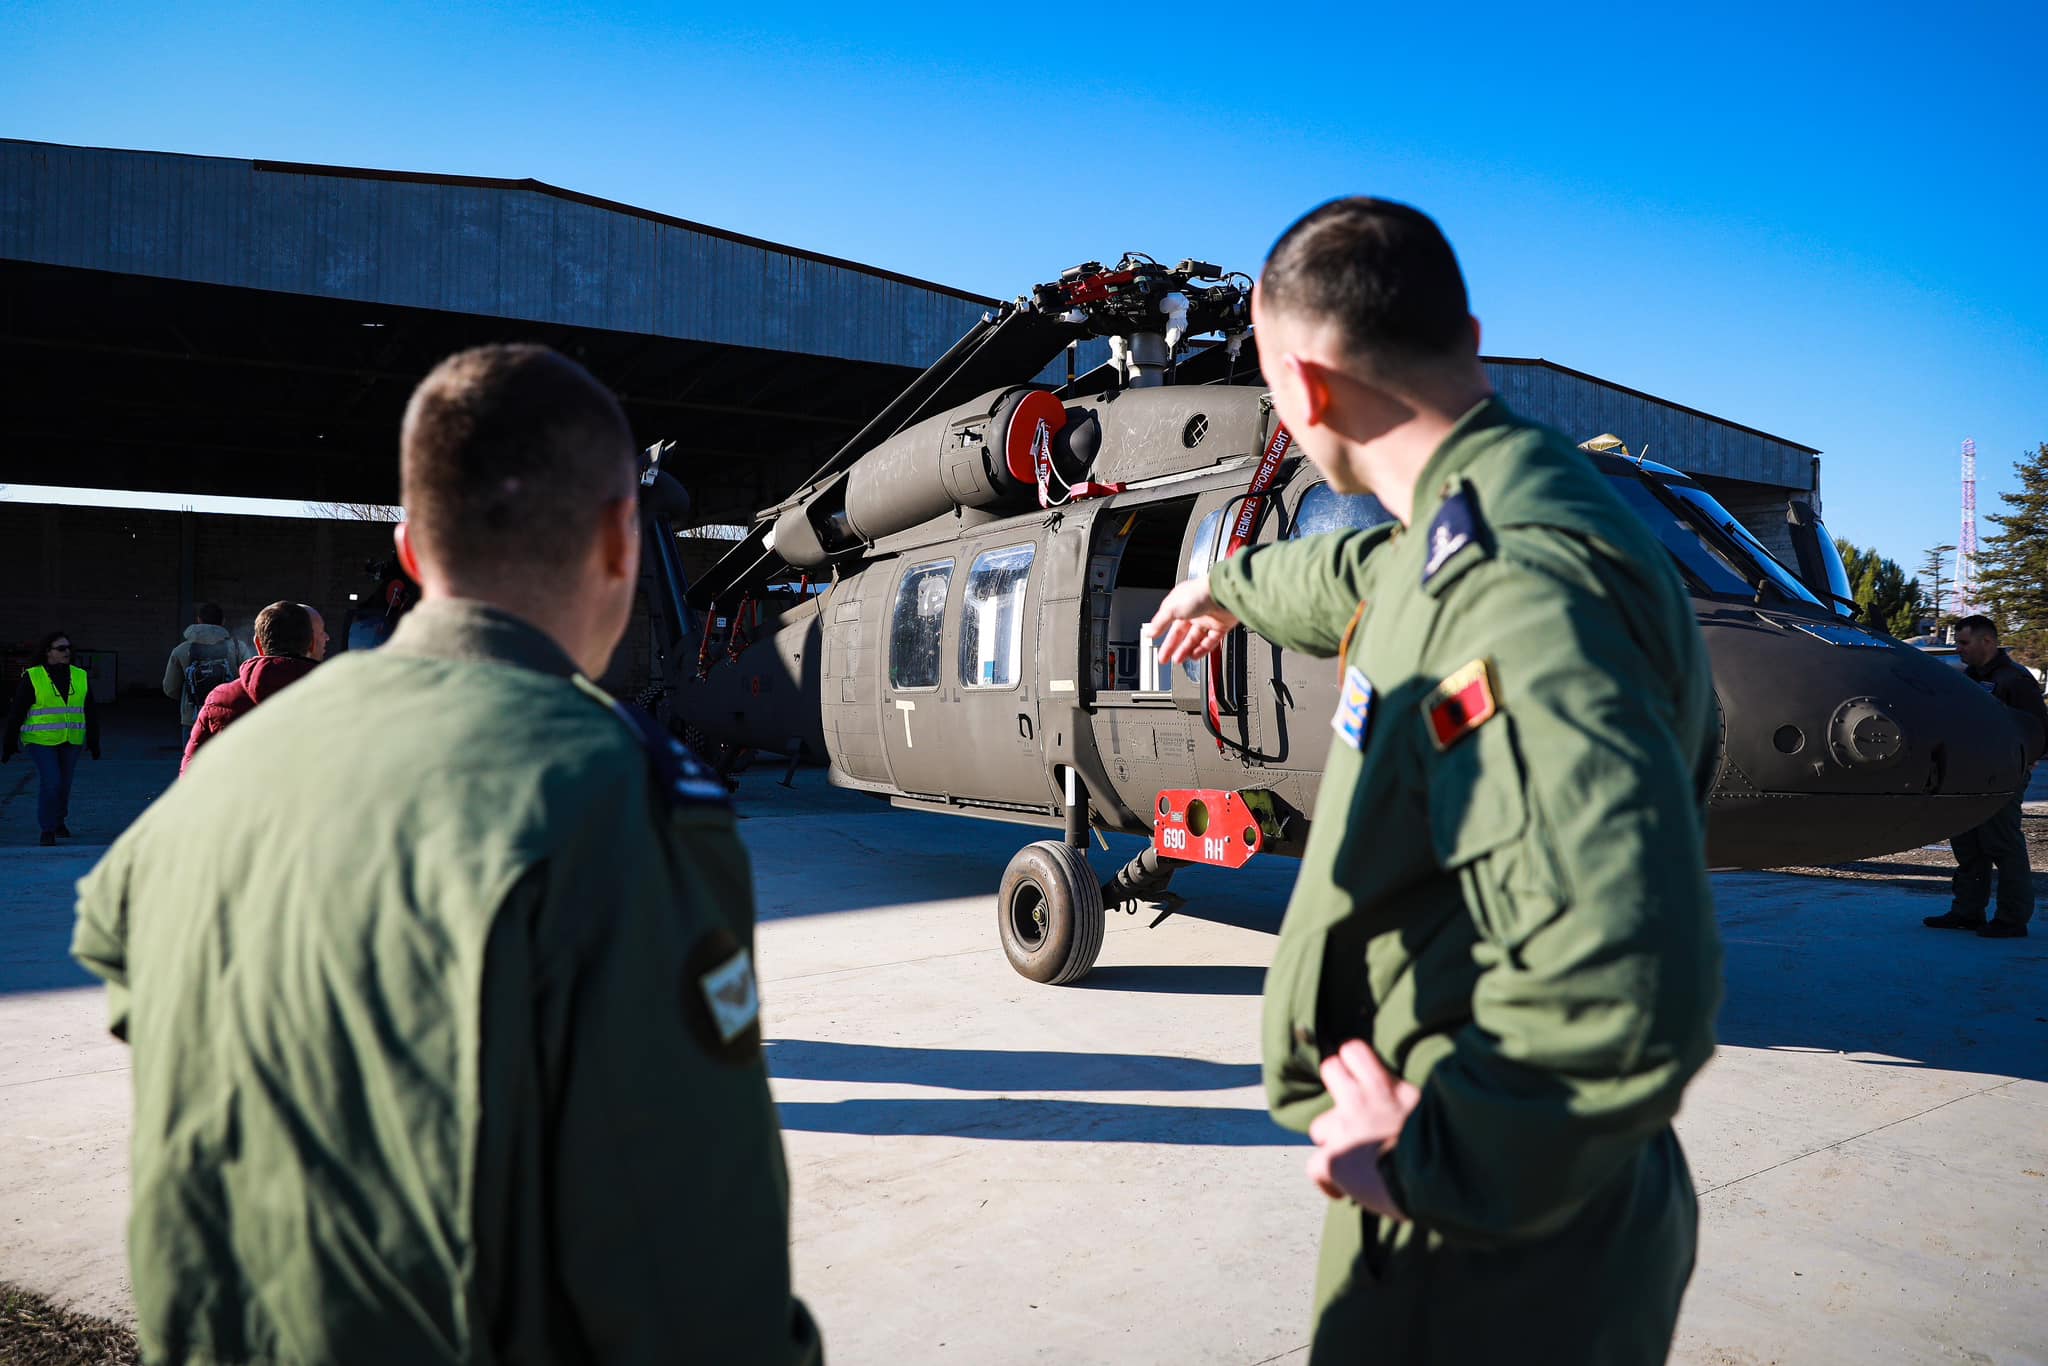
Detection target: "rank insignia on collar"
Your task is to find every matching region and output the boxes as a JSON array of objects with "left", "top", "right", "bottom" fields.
[
  {"left": 591, "top": 684, "right": 732, "bottom": 808},
  {"left": 1425, "top": 658, "right": 1498, "bottom": 751},
  {"left": 1420, "top": 487, "right": 1479, "bottom": 588}
]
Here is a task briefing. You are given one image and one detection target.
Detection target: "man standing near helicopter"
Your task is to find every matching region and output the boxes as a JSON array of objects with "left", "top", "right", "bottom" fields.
[{"left": 1150, "top": 197, "right": 1723, "bottom": 1363}]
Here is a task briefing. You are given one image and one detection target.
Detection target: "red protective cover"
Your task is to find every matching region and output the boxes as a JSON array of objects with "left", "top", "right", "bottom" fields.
[
  {"left": 1005, "top": 390, "right": 1069, "bottom": 486},
  {"left": 1152, "top": 788, "right": 1266, "bottom": 869}
]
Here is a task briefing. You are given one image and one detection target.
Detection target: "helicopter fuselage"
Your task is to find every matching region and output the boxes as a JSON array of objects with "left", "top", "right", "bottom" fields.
[{"left": 675, "top": 382, "right": 2029, "bottom": 872}]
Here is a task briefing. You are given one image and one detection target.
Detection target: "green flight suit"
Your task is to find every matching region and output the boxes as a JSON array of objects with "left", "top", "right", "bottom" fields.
[
  {"left": 72, "top": 600, "right": 821, "bottom": 1366},
  {"left": 1210, "top": 399, "right": 1723, "bottom": 1364}
]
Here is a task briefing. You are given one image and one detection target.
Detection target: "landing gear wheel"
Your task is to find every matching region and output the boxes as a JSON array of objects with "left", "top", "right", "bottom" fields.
[{"left": 997, "top": 840, "right": 1106, "bottom": 985}]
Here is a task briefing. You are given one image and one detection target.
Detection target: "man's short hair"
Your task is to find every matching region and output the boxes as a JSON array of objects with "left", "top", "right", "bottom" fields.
[
  {"left": 1260, "top": 197, "right": 1474, "bottom": 375},
  {"left": 254, "top": 601, "right": 316, "bottom": 658},
  {"left": 1956, "top": 614, "right": 1999, "bottom": 639},
  {"left": 400, "top": 344, "right": 636, "bottom": 582},
  {"left": 196, "top": 602, "right": 225, "bottom": 626}
]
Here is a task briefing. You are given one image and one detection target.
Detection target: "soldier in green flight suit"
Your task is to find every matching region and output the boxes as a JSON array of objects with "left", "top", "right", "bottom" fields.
[
  {"left": 1150, "top": 199, "right": 1723, "bottom": 1363},
  {"left": 73, "top": 344, "right": 822, "bottom": 1365}
]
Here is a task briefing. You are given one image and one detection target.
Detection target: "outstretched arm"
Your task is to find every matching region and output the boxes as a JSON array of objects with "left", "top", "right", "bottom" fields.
[{"left": 1151, "top": 528, "right": 1392, "bottom": 661}]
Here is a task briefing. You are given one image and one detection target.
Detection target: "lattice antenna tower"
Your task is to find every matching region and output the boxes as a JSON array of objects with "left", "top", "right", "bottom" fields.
[{"left": 1953, "top": 437, "right": 1979, "bottom": 617}]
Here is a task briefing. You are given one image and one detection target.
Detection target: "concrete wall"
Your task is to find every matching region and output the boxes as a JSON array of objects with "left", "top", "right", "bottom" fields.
[
  {"left": 1, "top": 503, "right": 395, "bottom": 699},
  {"left": 0, "top": 502, "right": 680, "bottom": 704}
]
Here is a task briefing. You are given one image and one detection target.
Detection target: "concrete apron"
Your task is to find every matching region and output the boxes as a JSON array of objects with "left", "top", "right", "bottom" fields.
[{"left": 1, "top": 769, "right": 2043, "bottom": 1364}]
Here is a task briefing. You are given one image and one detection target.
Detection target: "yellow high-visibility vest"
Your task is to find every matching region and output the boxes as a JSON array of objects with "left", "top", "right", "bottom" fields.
[{"left": 24, "top": 664, "right": 88, "bottom": 746}]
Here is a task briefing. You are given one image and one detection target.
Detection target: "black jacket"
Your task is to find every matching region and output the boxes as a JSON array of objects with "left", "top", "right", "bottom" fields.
[
  {"left": 1967, "top": 649, "right": 2048, "bottom": 764},
  {"left": 2, "top": 668, "right": 102, "bottom": 760}
]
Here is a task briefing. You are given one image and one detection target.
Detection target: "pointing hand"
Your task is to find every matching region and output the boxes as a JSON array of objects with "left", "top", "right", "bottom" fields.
[
  {"left": 1146, "top": 575, "right": 1241, "bottom": 666},
  {"left": 1305, "top": 1040, "right": 1420, "bottom": 1221}
]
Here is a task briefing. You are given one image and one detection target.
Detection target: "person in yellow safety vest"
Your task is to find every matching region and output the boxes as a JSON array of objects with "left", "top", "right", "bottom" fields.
[{"left": 4, "top": 631, "right": 102, "bottom": 847}]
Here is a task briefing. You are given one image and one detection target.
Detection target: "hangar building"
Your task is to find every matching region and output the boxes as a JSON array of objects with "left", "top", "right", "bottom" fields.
[{"left": 1, "top": 138, "right": 1822, "bottom": 698}]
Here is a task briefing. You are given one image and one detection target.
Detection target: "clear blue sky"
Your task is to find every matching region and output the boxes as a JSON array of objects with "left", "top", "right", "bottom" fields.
[{"left": 6, "top": 1, "right": 2043, "bottom": 576}]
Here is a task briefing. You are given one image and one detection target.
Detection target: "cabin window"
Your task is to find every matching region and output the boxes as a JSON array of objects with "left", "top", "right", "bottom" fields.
[
  {"left": 889, "top": 558, "right": 952, "bottom": 691},
  {"left": 1664, "top": 484, "right": 1824, "bottom": 608},
  {"left": 1178, "top": 509, "right": 1230, "bottom": 687},
  {"left": 1602, "top": 475, "right": 1755, "bottom": 599},
  {"left": 959, "top": 543, "right": 1035, "bottom": 690},
  {"left": 1186, "top": 508, "right": 1224, "bottom": 578},
  {"left": 1293, "top": 482, "right": 1394, "bottom": 538}
]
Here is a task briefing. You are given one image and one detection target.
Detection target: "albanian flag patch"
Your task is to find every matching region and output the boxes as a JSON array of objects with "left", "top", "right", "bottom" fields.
[{"left": 1425, "top": 658, "right": 1499, "bottom": 751}]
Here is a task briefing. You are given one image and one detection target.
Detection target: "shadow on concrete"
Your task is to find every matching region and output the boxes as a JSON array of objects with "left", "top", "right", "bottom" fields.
[
  {"left": 1757, "top": 867, "right": 1971, "bottom": 900},
  {"left": 1158, "top": 897, "right": 1289, "bottom": 936},
  {"left": 2, "top": 708, "right": 179, "bottom": 996},
  {"left": 774, "top": 1096, "right": 1303, "bottom": 1146},
  {"left": 1074, "top": 963, "right": 1267, "bottom": 996},
  {"left": 1709, "top": 872, "right": 2048, "bottom": 1085},
  {"left": 752, "top": 850, "right": 1014, "bottom": 921},
  {"left": 764, "top": 1039, "right": 1257, "bottom": 1092},
  {"left": 0, "top": 842, "right": 107, "bottom": 994},
  {"left": 742, "top": 793, "right": 1301, "bottom": 927},
  {"left": 1766, "top": 861, "right": 2048, "bottom": 902},
  {"left": 745, "top": 804, "right": 1025, "bottom": 920},
  {"left": 0, "top": 910, "right": 100, "bottom": 995}
]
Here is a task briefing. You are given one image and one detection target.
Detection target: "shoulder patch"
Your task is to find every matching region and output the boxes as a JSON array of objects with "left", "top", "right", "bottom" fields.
[
  {"left": 686, "top": 926, "right": 762, "bottom": 1062},
  {"left": 1423, "top": 658, "right": 1499, "bottom": 751},
  {"left": 1420, "top": 484, "right": 1489, "bottom": 594},
  {"left": 573, "top": 675, "right": 730, "bottom": 808}
]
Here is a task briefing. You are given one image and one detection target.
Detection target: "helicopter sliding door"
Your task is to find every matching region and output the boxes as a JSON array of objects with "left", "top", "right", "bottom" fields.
[
  {"left": 1085, "top": 494, "right": 1205, "bottom": 817},
  {"left": 1249, "top": 479, "right": 1399, "bottom": 823},
  {"left": 1118, "top": 472, "right": 1394, "bottom": 843},
  {"left": 1174, "top": 483, "right": 1273, "bottom": 758},
  {"left": 877, "top": 532, "right": 1050, "bottom": 808}
]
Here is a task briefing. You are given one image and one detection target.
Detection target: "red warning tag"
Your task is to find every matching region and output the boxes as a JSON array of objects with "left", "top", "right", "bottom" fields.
[{"left": 1425, "top": 659, "right": 1498, "bottom": 751}]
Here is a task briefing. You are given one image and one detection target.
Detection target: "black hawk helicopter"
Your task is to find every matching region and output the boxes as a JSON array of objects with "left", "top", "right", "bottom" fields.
[{"left": 633, "top": 255, "right": 2035, "bottom": 985}]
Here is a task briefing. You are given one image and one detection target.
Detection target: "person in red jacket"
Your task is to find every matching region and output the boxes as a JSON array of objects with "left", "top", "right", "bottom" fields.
[{"left": 180, "top": 602, "right": 327, "bottom": 776}]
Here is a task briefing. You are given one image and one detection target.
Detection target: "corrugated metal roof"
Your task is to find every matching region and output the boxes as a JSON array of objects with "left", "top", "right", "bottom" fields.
[
  {"left": 1484, "top": 356, "right": 1815, "bottom": 491},
  {"left": 1, "top": 138, "right": 997, "bottom": 370}
]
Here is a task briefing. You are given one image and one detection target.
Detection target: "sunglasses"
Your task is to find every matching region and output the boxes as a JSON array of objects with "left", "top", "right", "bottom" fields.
[{"left": 51, "top": 645, "right": 73, "bottom": 652}]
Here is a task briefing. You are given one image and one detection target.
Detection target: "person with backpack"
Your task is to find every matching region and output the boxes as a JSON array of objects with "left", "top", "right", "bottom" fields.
[
  {"left": 180, "top": 601, "right": 327, "bottom": 777},
  {"left": 162, "top": 602, "right": 247, "bottom": 744},
  {"left": 3, "top": 630, "right": 102, "bottom": 845}
]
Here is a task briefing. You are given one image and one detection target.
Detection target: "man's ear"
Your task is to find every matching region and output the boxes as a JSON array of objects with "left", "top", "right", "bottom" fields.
[
  {"left": 1469, "top": 314, "right": 1482, "bottom": 352},
  {"left": 394, "top": 522, "right": 422, "bottom": 582},
  {"left": 1283, "top": 353, "right": 1334, "bottom": 431},
  {"left": 599, "top": 496, "right": 640, "bottom": 581}
]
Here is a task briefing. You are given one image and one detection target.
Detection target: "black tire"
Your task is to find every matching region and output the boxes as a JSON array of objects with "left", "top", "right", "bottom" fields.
[{"left": 997, "top": 840, "right": 1106, "bottom": 985}]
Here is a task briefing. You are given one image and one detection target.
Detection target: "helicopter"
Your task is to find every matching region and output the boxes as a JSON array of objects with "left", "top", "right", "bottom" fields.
[{"left": 633, "top": 255, "right": 2037, "bottom": 986}]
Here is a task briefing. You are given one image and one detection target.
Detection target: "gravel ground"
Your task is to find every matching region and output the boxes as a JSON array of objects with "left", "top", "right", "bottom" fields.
[{"left": 0, "top": 1285, "right": 137, "bottom": 1366}]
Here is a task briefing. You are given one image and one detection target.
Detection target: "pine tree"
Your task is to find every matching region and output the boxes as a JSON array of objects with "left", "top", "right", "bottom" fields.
[
  {"left": 1834, "top": 539, "right": 1921, "bottom": 638},
  {"left": 1975, "top": 442, "right": 2048, "bottom": 665},
  {"left": 1917, "top": 543, "right": 1953, "bottom": 627}
]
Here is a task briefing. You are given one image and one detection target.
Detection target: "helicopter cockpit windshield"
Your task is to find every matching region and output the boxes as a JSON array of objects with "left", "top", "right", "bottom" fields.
[{"left": 1600, "top": 461, "right": 1824, "bottom": 610}]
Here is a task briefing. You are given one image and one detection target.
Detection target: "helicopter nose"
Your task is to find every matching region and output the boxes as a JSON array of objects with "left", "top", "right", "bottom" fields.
[
  {"left": 1825, "top": 697, "right": 1905, "bottom": 769},
  {"left": 1702, "top": 613, "right": 2025, "bottom": 867}
]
